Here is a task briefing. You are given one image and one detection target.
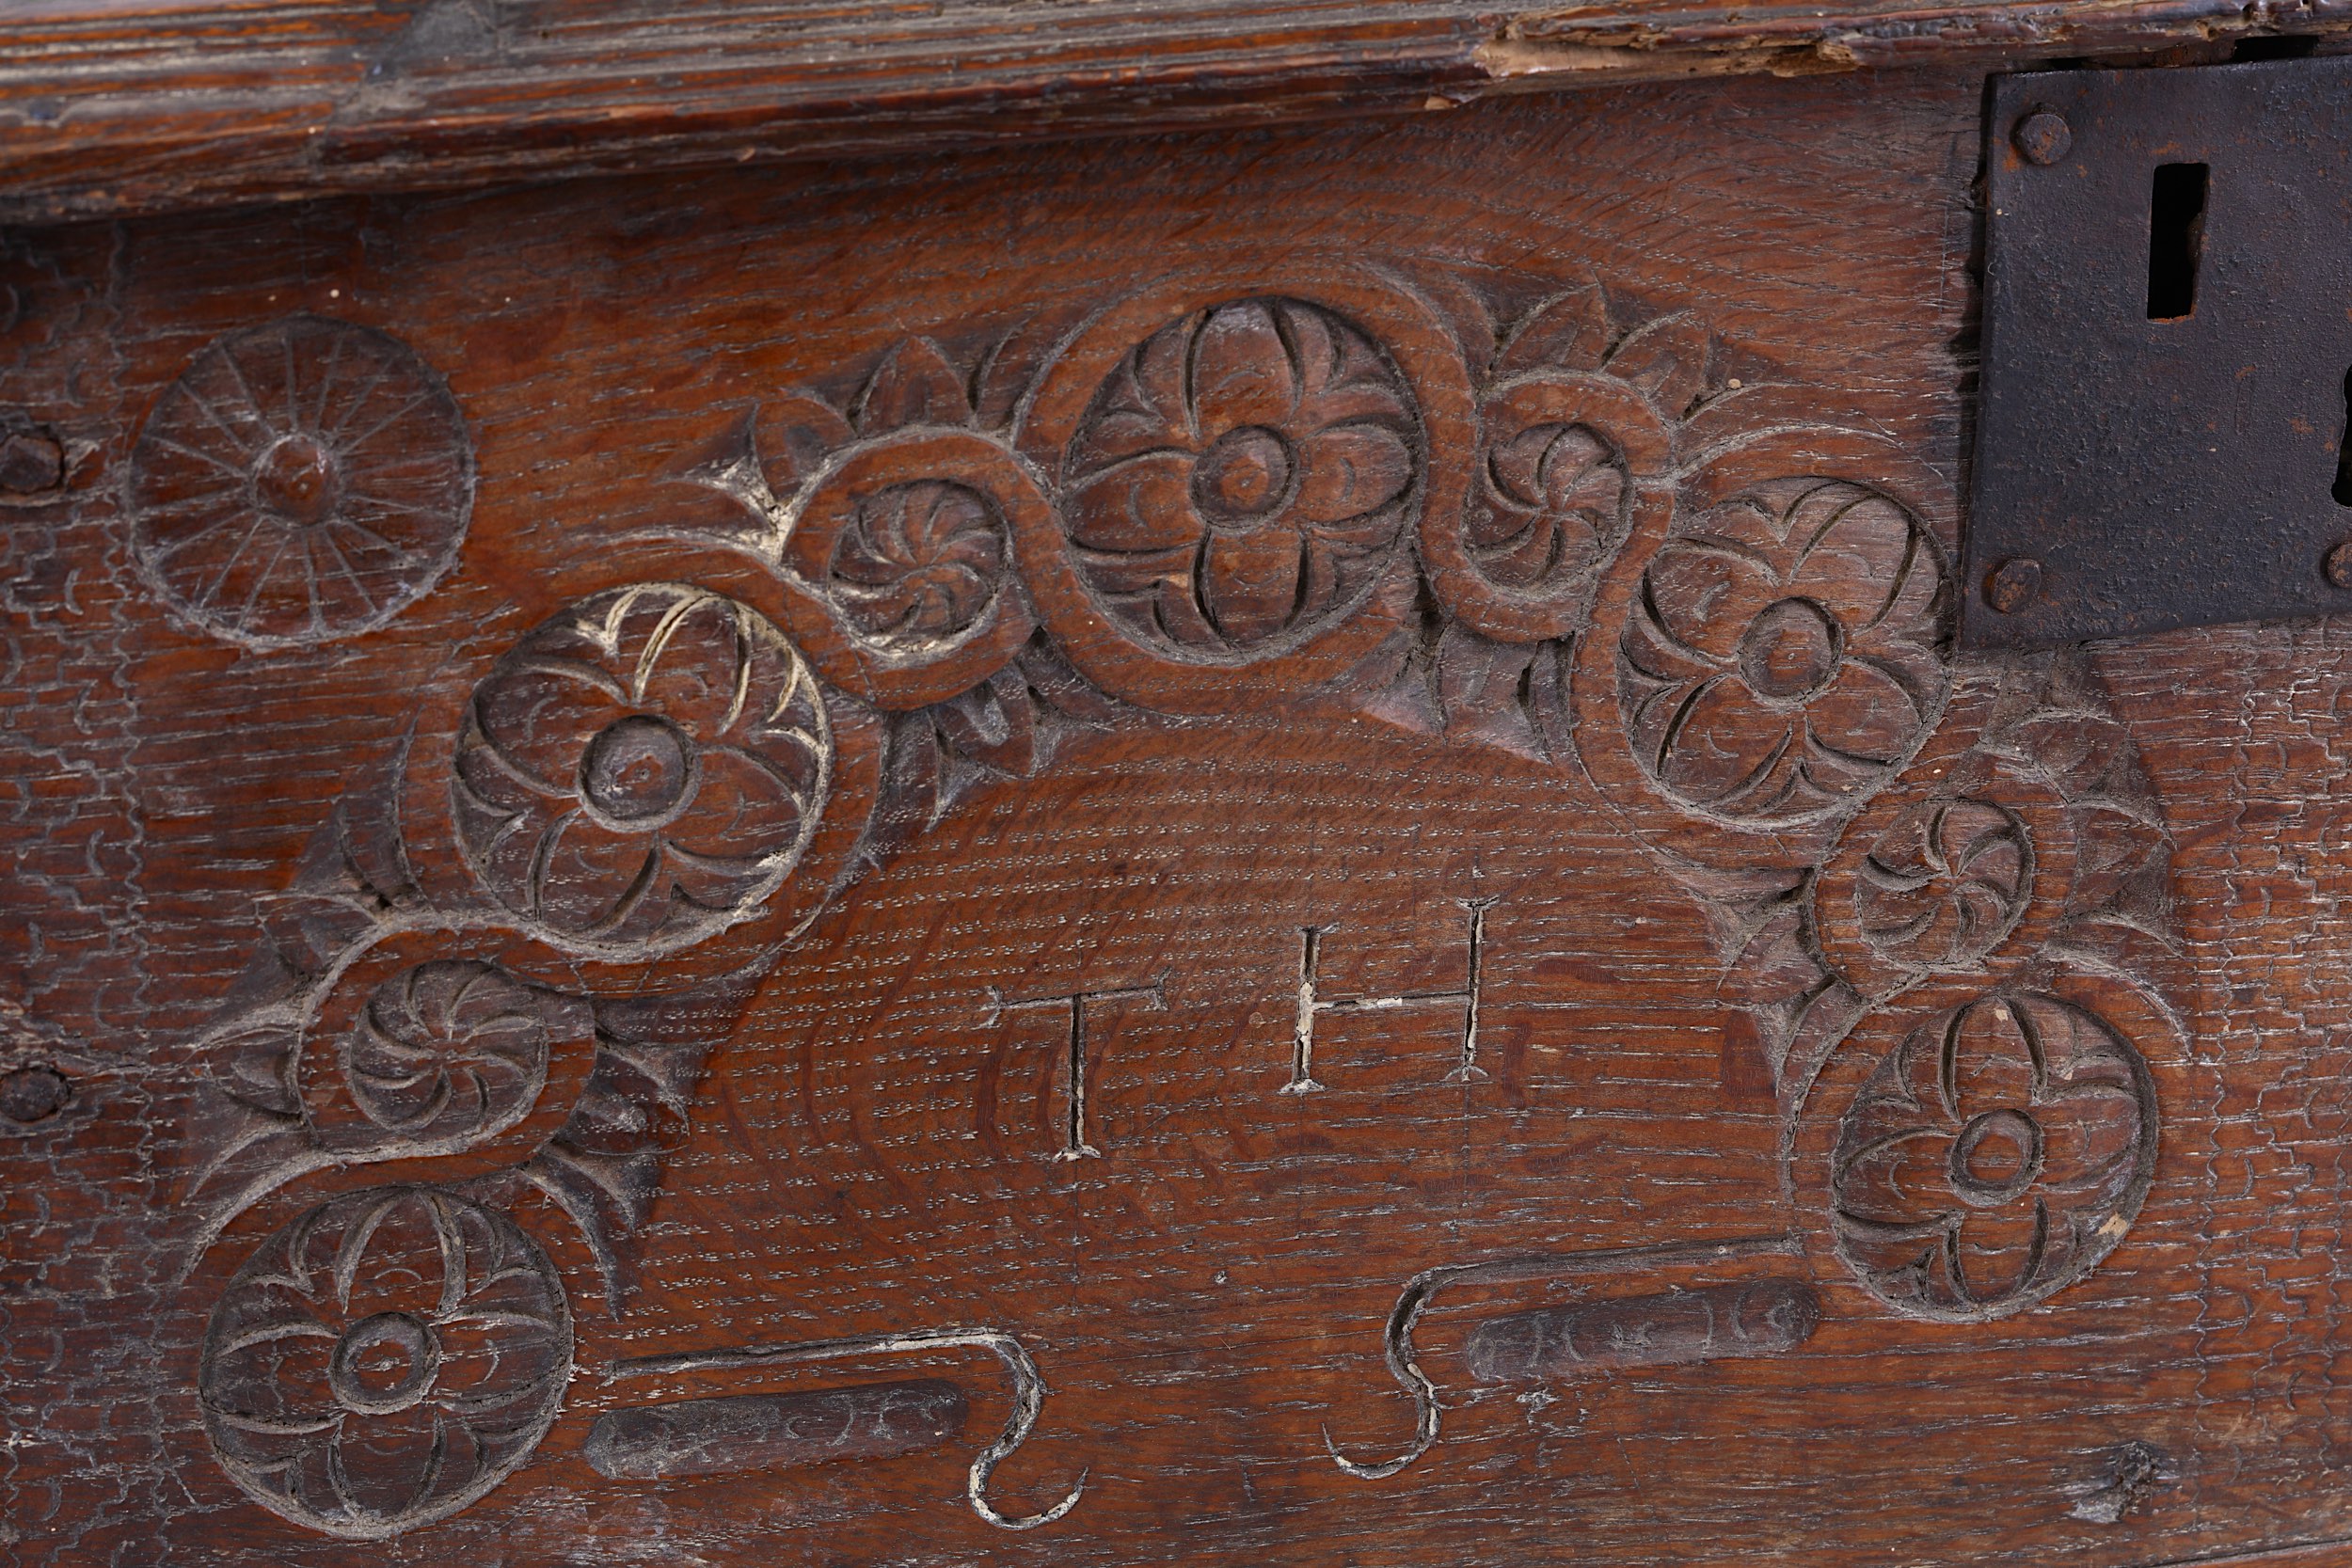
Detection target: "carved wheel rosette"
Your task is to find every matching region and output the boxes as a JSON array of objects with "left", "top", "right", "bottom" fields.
[
  {"left": 1616, "top": 474, "right": 1949, "bottom": 826},
  {"left": 453, "top": 583, "right": 834, "bottom": 955},
  {"left": 1823, "top": 990, "right": 2158, "bottom": 1321},
  {"left": 199, "top": 1186, "right": 572, "bottom": 1539},
  {"left": 1017, "top": 274, "right": 1474, "bottom": 710},
  {"left": 130, "top": 316, "right": 473, "bottom": 649}
]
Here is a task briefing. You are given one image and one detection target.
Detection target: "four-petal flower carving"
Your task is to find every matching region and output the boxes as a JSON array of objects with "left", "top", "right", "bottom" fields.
[
  {"left": 199, "top": 1187, "right": 571, "bottom": 1538},
  {"left": 1062, "top": 297, "right": 1421, "bottom": 654},
  {"left": 453, "top": 584, "right": 832, "bottom": 953},
  {"left": 1619, "top": 478, "right": 1947, "bottom": 822},
  {"left": 1833, "top": 993, "right": 2154, "bottom": 1319}
]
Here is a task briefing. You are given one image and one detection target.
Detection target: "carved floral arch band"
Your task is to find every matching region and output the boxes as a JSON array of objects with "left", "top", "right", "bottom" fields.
[{"left": 173, "top": 272, "right": 2176, "bottom": 1537}]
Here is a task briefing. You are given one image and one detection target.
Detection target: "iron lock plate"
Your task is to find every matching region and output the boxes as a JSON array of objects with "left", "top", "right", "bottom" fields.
[{"left": 1966, "top": 57, "right": 2352, "bottom": 650}]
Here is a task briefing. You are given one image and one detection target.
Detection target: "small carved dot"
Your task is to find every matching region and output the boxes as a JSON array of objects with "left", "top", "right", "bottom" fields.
[
  {"left": 1738, "top": 597, "right": 1842, "bottom": 704},
  {"left": 0, "top": 1066, "right": 69, "bottom": 1123},
  {"left": 1191, "top": 426, "right": 1296, "bottom": 528},
  {"left": 0, "top": 427, "right": 64, "bottom": 497}
]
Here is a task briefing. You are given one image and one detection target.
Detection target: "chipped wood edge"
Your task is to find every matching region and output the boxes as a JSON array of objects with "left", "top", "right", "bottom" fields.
[{"left": 0, "top": 0, "right": 2347, "bottom": 223}]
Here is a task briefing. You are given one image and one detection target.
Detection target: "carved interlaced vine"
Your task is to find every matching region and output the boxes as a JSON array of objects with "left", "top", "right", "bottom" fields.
[{"left": 170, "top": 273, "right": 2174, "bottom": 1537}]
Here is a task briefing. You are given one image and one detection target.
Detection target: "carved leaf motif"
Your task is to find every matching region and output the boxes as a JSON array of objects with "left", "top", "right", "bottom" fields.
[
  {"left": 855, "top": 337, "right": 974, "bottom": 433},
  {"left": 1604, "top": 312, "right": 1711, "bottom": 417},
  {"left": 453, "top": 584, "right": 833, "bottom": 955},
  {"left": 129, "top": 316, "right": 473, "bottom": 649},
  {"left": 1618, "top": 478, "right": 1948, "bottom": 824},
  {"left": 1061, "top": 297, "right": 1421, "bottom": 657},
  {"left": 1493, "top": 289, "right": 1611, "bottom": 380},
  {"left": 935, "top": 665, "right": 1044, "bottom": 778},
  {"left": 1832, "top": 992, "right": 2155, "bottom": 1320},
  {"left": 199, "top": 1187, "right": 571, "bottom": 1539}
]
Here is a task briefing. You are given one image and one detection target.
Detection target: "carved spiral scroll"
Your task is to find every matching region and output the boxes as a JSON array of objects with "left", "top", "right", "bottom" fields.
[
  {"left": 779, "top": 429, "right": 1044, "bottom": 709},
  {"left": 199, "top": 1187, "right": 571, "bottom": 1539},
  {"left": 1848, "top": 798, "right": 2034, "bottom": 973},
  {"left": 305, "top": 960, "right": 594, "bottom": 1161},
  {"left": 1423, "top": 371, "right": 1668, "bottom": 644}
]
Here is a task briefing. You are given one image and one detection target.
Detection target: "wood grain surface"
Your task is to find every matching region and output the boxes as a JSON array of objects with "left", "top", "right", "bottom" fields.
[
  {"left": 0, "top": 0, "right": 2347, "bottom": 223},
  {"left": 6, "top": 55, "right": 2352, "bottom": 1567}
]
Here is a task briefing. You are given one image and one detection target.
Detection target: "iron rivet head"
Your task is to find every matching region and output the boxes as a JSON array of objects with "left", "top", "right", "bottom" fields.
[
  {"left": 0, "top": 1067, "right": 69, "bottom": 1124},
  {"left": 2325, "top": 542, "right": 2352, "bottom": 590},
  {"left": 1984, "top": 556, "right": 2043, "bottom": 614},
  {"left": 2013, "top": 110, "right": 2074, "bottom": 167},
  {"left": 0, "top": 428, "right": 64, "bottom": 497}
]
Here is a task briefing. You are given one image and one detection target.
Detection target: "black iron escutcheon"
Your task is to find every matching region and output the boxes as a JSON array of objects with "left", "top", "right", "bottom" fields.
[{"left": 1967, "top": 58, "right": 2352, "bottom": 649}]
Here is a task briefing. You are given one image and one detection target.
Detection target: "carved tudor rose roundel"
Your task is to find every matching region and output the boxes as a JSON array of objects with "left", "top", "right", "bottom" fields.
[
  {"left": 1831, "top": 992, "right": 2156, "bottom": 1321},
  {"left": 199, "top": 1186, "right": 571, "bottom": 1538},
  {"left": 454, "top": 584, "right": 833, "bottom": 955},
  {"left": 129, "top": 316, "right": 473, "bottom": 649},
  {"left": 1617, "top": 478, "right": 1947, "bottom": 824},
  {"left": 1058, "top": 297, "right": 1421, "bottom": 660}
]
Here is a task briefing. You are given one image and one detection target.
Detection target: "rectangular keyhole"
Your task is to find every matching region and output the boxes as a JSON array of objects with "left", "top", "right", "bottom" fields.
[{"left": 2146, "top": 162, "right": 2210, "bottom": 320}]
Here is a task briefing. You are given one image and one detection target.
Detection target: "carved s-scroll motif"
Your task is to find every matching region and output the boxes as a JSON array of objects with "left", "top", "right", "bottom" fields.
[
  {"left": 1618, "top": 478, "right": 1947, "bottom": 825},
  {"left": 163, "top": 264, "right": 2182, "bottom": 1537},
  {"left": 453, "top": 583, "right": 833, "bottom": 954},
  {"left": 1417, "top": 288, "right": 1674, "bottom": 644},
  {"left": 1831, "top": 992, "right": 2155, "bottom": 1321},
  {"left": 199, "top": 1186, "right": 572, "bottom": 1539},
  {"left": 130, "top": 316, "right": 472, "bottom": 649}
]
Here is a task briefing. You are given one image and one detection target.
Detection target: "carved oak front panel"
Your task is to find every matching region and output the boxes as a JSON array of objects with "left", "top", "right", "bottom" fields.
[{"left": 0, "top": 67, "right": 2331, "bottom": 1568}]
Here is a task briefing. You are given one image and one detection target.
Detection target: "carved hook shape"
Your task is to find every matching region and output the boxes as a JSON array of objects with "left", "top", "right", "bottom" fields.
[
  {"left": 612, "top": 1324, "right": 1087, "bottom": 1530},
  {"left": 1322, "top": 1235, "right": 1802, "bottom": 1481}
]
